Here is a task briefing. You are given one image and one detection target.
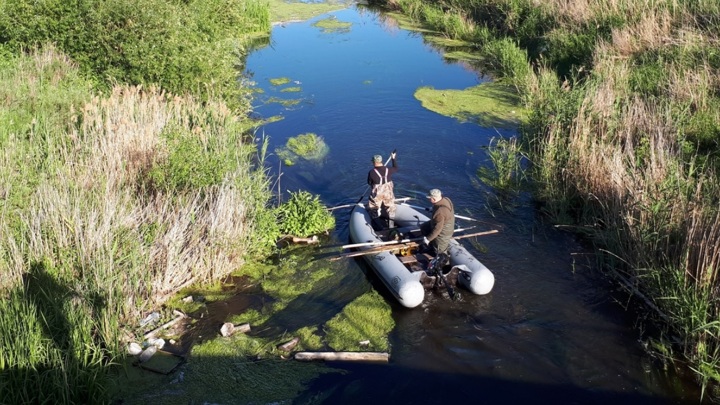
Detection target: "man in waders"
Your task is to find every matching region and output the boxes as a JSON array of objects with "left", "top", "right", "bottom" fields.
[
  {"left": 367, "top": 152, "right": 398, "bottom": 228},
  {"left": 420, "top": 188, "right": 455, "bottom": 255}
]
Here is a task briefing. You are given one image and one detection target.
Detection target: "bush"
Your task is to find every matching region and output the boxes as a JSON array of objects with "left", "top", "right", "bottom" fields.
[
  {"left": 0, "top": 0, "right": 270, "bottom": 110},
  {"left": 276, "top": 191, "right": 335, "bottom": 238}
]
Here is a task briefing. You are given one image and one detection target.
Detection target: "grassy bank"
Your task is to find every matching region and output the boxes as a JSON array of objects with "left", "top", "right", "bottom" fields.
[
  {"left": 0, "top": 0, "right": 276, "bottom": 402},
  {"left": 371, "top": 0, "right": 720, "bottom": 399}
]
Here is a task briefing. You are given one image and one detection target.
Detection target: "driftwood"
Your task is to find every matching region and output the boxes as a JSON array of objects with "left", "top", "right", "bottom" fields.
[
  {"left": 220, "top": 322, "right": 251, "bottom": 337},
  {"left": 277, "top": 337, "right": 300, "bottom": 352},
  {"left": 278, "top": 235, "right": 319, "bottom": 244},
  {"left": 294, "top": 351, "right": 389, "bottom": 363}
]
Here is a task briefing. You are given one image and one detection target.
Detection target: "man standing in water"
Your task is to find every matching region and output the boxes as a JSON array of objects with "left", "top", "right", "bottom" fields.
[
  {"left": 367, "top": 151, "right": 398, "bottom": 228},
  {"left": 421, "top": 188, "right": 455, "bottom": 254}
]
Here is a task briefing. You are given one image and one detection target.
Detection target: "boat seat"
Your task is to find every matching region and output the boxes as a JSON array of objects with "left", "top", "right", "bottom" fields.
[{"left": 398, "top": 255, "right": 418, "bottom": 265}]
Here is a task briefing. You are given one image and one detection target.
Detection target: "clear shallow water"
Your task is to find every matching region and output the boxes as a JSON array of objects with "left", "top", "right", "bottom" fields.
[{"left": 243, "top": 5, "right": 703, "bottom": 404}]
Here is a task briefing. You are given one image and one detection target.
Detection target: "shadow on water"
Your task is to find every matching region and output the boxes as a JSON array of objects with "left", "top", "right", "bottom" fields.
[{"left": 294, "top": 362, "right": 687, "bottom": 405}]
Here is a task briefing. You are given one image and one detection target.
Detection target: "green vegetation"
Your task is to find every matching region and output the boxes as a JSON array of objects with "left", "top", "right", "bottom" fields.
[
  {"left": 0, "top": 0, "right": 270, "bottom": 112},
  {"left": 0, "top": 0, "right": 291, "bottom": 402},
  {"left": 312, "top": 16, "right": 353, "bottom": 34},
  {"left": 373, "top": 0, "right": 720, "bottom": 399},
  {"left": 325, "top": 290, "right": 394, "bottom": 352},
  {"left": 275, "top": 132, "right": 330, "bottom": 166},
  {"left": 276, "top": 191, "right": 336, "bottom": 238},
  {"left": 269, "top": 0, "right": 353, "bottom": 24},
  {"left": 270, "top": 77, "right": 293, "bottom": 86},
  {"left": 115, "top": 333, "right": 336, "bottom": 404},
  {"left": 414, "top": 81, "right": 527, "bottom": 128}
]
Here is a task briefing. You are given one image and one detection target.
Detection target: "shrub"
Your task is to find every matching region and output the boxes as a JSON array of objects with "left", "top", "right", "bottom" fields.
[{"left": 276, "top": 191, "right": 335, "bottom": 238}]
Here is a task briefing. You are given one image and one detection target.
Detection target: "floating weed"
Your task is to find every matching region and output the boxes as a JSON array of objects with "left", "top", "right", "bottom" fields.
[
  {"left": 294, "top": 326, "right": 324, "bottom": 351},
  {"left": 269, "top": 0, "right": 350, "bottom": 24},
  {"left": 324, "top": 289, "right": 394, "bottom": 352},
  {"left": 275, "top": 132, "right": 329, "bottom": 165},
  {"left": 414, "top": 81, "right": 527, "bottom": 128},
  {"left": 266, "top": 96, "right": 303, "bottom": 107},
  {"left": 312, "top": 16, "right": 352, "bottom": 34},
  {"left": 281, "top": 86, "right": 302, "bottom": 92},
  {"left": 269, "top": 77, "right": 291, "bottom": 86}
]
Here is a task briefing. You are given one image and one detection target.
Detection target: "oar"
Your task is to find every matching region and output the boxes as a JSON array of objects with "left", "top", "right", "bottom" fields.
[
  {"left": 328, "top": 229, "right": 499, "bottom": 261},
  {"left": 400, "top": 203, "right": 481, "bottom": 222},
  {"left": 320, "top": 226, "right": 475, "bottom": 250},
  {"left": 327, "top": 197, "right": 411, "bottom": 212},
  {"left": 353, "top": 149, "right": 396, "bottom": 205}
]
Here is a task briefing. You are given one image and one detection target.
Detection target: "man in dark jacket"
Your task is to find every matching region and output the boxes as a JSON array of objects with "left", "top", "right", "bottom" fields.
[{"left": 420, "top": 188, "right": 455, "bottom": 254}]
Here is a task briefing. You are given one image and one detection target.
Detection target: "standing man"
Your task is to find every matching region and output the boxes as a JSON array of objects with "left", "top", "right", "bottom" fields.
[
  {"left": 421, "top": 188, "right": 455, "bottom": 254},
  {"left": 367, "top": 151, "right": 398, "bottom": 228}
]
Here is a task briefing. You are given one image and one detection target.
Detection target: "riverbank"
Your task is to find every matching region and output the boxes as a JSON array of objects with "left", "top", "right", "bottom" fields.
[
  {"left": 0, "top": 0, "right": 277, "bottom": 403},
  {"left": 371, "top": 0, "right": 720, "bottom": 399}
]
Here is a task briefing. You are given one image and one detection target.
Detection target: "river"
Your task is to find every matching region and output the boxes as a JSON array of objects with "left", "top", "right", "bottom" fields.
[{"left": 238, "top": 4, "right": 702, "bottom": 404}]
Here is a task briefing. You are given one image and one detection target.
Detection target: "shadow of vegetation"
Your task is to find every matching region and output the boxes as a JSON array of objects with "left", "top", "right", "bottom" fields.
[{"left": 2, "top": 261, "right": 108, "bottom": 403}]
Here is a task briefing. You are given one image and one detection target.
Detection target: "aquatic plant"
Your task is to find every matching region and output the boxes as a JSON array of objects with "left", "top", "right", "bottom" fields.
[
  {"left": 275, "top": 132, "right": 330, "bottom": 165},
  {"left": 324, "top": 290, "right": 394, "bottom": 352},
  {"left": 276, "top": 190, "right": 336, "bottom": 238}
]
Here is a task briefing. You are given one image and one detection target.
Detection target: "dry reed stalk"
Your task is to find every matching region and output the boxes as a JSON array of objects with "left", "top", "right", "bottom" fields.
[
  {"left": 668, "top": 64, "right": 718, "bottom": 112},
  {"left": 611, "top": 8, "right": 672, "bottom": 57},
  {"left": 17, "top": 81, "right": 257, "bottom": 316},
  {"left": 684, "top": 199, "right": 720, "bottom": 289}
]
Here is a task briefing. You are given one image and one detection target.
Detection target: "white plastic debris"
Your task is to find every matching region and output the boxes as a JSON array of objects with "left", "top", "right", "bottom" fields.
[
  {"left": 127, "top": 342, "right": 142, "bottom": 355},
  {"left": 140, "top": 312, "right": 160, "bottom": 327},
  {"left": 138, "top": 345, "right": 157, "bottom": 363}
]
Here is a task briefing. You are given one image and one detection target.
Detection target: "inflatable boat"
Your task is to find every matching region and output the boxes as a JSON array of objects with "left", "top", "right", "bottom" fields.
[{"left": 347, "top": 202, "right": 495, "bottom": 308}]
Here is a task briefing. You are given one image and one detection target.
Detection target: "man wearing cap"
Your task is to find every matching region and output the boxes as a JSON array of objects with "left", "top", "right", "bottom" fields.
[
  {"left": 367, "top": 151, "right": 398, "bottom": 227},
  {"left": 421, "top": 188, "right": 455, "bottom": 254}
]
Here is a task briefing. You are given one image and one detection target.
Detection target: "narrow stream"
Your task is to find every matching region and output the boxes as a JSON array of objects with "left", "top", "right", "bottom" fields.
[{"left": 238, "top": 4, "right": 703, "bottom": 404}]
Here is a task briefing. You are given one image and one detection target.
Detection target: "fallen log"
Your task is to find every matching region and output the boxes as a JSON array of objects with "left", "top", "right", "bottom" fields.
[
  {"left": 278, "top": 337, "right": 300, "bottom": 352},
  {"left": 294, "top": 351, "right": 389, "bottom": 363}
]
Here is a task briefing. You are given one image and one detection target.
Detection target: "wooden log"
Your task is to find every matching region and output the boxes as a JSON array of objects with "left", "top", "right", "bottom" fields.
[
  {"left": 294, "top": 351, "right": 389, "bottom": 363},
  {"left": 278, "top": 337, "right": 300, "bottom": 352}
]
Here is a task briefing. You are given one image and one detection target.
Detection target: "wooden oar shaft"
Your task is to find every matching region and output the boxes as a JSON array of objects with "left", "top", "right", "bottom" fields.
[
  {"left": 333, "top": 226, "right": 474, "bottom": 250},
  {"left": 328, "top": 229, "right": 498, "bottom": 261},
  {"left": 327, "top": 197, "right": 411, "bottom": 212},
  {"left": 400, "top": 203, "right": 480, "bottom": 222}
]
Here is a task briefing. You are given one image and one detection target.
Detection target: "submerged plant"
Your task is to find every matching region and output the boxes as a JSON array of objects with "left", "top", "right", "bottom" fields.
[{"left": 275, "top": 132, "right": 329, "bottom": 166}]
